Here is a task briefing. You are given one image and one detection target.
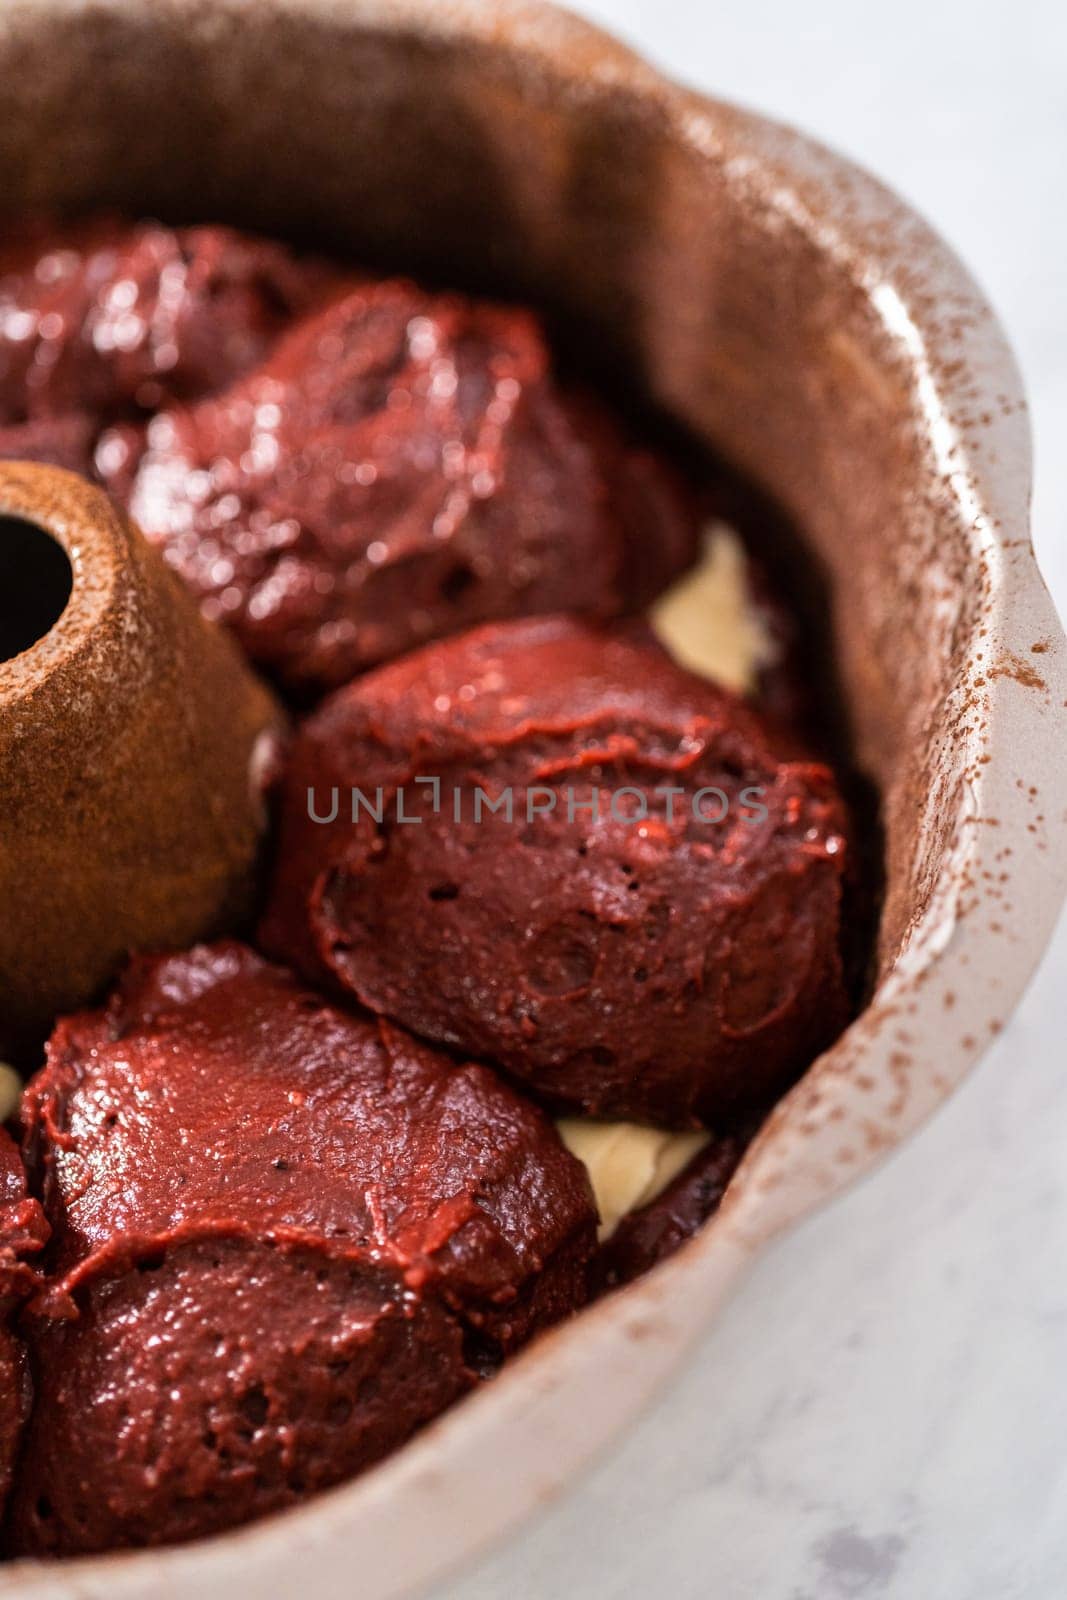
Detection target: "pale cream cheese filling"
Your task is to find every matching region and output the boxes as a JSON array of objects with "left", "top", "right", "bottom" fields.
[
  {"left": 650, "top": 521, "right": 775, "bottom": 695},
  {"left": 556, "top": 1119, "right": 710, "bottom": 1241}
]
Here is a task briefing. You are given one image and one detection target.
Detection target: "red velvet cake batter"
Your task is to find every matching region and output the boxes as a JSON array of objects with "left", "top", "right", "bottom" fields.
[
  {"left": 0, "top": 213, "right": 860, "bottom": 1559},
  {"left": 9, "top": 943, "right": 596, "bottom": 1554},
  {"left": 261, "top": 616, "right": 849, "bottom": 1127},
  {"left": 0, "top": 1130, "right": 48, "bottom": 1526},
  {"left": 101, "top": 278, "right": 697, "bottom": 690}
]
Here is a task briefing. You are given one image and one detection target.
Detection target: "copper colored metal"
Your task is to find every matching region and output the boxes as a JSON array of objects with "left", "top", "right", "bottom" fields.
[{"left": 0, "top": 464, "right": 281, "bottom": 1053}]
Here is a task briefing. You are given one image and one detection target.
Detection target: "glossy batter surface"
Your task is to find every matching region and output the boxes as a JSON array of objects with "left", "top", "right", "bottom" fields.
[
  {"left": 0, "top": 219, "right": 699, "bottom": 694},
  {"left": 0, "top": 1129, "right": 48, "bottom": 1525},
  {"left": 261, "top": 616, "right": 849, "bottom": 1127},
  {"left": 0, "top": 218, "right": 329, "bottom": 432},
  {"left": 100, "top": 278, "right": 697, "bottom": 690},
  {"left": 9, "top": 943, "right": 596, "bottom": 1554}
]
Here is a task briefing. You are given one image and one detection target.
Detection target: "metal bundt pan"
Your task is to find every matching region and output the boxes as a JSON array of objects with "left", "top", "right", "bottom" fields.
[{"left": 0, "top": 2, "right": 1063, "bottom": 1596}]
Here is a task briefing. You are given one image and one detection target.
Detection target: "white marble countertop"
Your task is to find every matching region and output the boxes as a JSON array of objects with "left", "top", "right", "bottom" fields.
[{"left": 437, "top": 4, "right": 1067, "bottom": 1596}]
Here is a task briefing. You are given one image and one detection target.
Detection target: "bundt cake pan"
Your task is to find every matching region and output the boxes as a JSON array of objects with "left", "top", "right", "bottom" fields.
[{"left": 0, "top": 0, "right": 1063, "bottom": 1596}]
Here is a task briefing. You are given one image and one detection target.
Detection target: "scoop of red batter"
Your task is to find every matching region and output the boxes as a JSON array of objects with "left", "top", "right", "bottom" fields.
[
  {"left": 0, "top": 1128, "right": 49, "bottom": 1526},
  {"left": 260, "top": 617, "right": 849, "bottom": 1127},
  {"left": 8, "top": 942, "right": 595, "bottom": 1555},
  {"left": 100, "top": 279, "right": 698, "bottom": 691},
  {"left": 0, "top": 218, "right": 331, "bottom": 426}
]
